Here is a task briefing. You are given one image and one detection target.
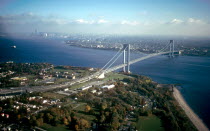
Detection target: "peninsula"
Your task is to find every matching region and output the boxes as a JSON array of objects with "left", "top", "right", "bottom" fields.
[{"left": 0, "top": 62, "right": 205, "bottom": 130}]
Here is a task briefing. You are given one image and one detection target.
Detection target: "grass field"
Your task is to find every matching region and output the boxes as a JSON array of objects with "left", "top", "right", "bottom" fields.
[
  {"left": 42, "top": 92, "right": 66, "bottom": 99},
  {"left": 41, "top": 124, "right": 69, "bottom": 131},
  {"left": 54, "top": 78, "right": 70, "bottom": 84},
  {"left": 69, "top": 81, "right": 91, "bottom": 90},
  {"left": 136, "top": 116, "right": 164, "bottom": 131},
  {"left": 73, "top": 102, "right": 97, "bottom": 122},
  {"left": 103, "top": 72, "right": 130, "bottom": 81}
]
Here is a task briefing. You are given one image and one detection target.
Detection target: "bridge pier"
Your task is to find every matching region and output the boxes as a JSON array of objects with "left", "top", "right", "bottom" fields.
[
  {"left": 123, "top": 44, "right": 130, "bottom": 73},
  {"left": 123, "top": 49, "right": 126, "bottom": 72},
  {"left": 169, "top": 40, "right": 174, "bottom": 57}
]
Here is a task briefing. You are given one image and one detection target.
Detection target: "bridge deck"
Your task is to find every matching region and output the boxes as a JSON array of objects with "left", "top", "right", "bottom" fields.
[{"left": 104, "top": 51, "right": 178, "bottom": 73}]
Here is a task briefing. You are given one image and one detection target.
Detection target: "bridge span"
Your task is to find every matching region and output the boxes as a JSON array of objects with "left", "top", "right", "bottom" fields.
[{"left": 104, "top": 50, "right": 179, "bottom": 74}]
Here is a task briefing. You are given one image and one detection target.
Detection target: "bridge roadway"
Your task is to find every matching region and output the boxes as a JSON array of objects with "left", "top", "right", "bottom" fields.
[
  {"left": 0, "top": 51, "right": 178, "bottom": 95},
  {"left": 104, "top": 51, "right": 178, "bottom": 73}
]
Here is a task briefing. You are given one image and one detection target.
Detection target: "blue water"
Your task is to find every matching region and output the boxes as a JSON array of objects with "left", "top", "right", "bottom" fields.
[{"left": 1, "top": 37, "right": 210, "bottom": 128}]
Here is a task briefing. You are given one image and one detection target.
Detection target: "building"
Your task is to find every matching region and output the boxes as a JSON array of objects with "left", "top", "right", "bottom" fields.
[
  {"left": 11, "top": 77, "right": 27, "bottom": 81},
  {"left": 100, "top": 84, "right": 115, "bottom": 90},
  {"left": 80, "top": 85, "right": 92, "bottom": 90},
  {"left": 91, "top": 90, "right": 97, "bottom": 93},
  {"left": 98, "top": 72, "right": 105, "bottom": 79}
]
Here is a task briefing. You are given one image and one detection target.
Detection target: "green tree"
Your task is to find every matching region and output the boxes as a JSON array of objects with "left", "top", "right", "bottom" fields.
[
  {"left": 63, "top": 117, "right": 69, "bottom": 125},
  {"left": 85, "top": 105, "right": 91, "bottom": 113},
  {"left": 100, "top": 114, "right": 106, "bottom": 123}
]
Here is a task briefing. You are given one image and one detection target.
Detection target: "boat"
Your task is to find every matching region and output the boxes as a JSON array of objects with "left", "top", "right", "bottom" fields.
[{"left": 11, "top": 45, "right": 16, "bottom": 48}]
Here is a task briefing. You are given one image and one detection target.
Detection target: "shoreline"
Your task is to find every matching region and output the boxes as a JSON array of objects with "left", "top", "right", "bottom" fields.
[{"left": 173, "top": 87, "right": 209, "bottom": 131}]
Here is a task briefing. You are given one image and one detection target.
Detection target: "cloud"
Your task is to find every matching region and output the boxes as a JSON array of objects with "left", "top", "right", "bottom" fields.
[
  {"left": 74, "top": 19, "right": 109, "bottom": 24},
  {"left": 0, "top": 12, "right": 71, "bottom": 25},
  {"left": 0, "top": 13, "right": 110, "bottom": 26},
  {"left": 97, "top": 19, "right": 108, "bottom": 24},
  {"left": 167, "top": 18, "right": 206, "bottom": 25},
  {"left": 169, "top": 19, "right": 184, "bottom": 24},
  {"left": 1, "top": 12, "right": 209, "bottom": 37},
  {"left": 75, "top": 19, "right": 92, "bottom": 24},
  {"left": 121, "top": 20, "right": 139, "bottom": 26},
  {"left": 187, "top": 18, "right": 205, "bottom": 24}
]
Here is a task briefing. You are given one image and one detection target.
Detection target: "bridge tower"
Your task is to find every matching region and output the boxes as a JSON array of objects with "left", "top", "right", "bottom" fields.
[
  {"left": 169, "top": 40, "right": 174, "bottom": 57},
  {"left": 123, "top": 44, "right": 130, "bottom": 73}
]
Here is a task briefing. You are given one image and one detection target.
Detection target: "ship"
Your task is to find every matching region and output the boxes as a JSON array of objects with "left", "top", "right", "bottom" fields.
[{"left": 11, "top": 45, "right": 16, "bottom": 48}]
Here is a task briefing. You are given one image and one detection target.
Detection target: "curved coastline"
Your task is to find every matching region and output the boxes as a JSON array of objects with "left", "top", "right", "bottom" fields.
[{"left": 173, "top": 87, "right": 209, "bottom": 131}]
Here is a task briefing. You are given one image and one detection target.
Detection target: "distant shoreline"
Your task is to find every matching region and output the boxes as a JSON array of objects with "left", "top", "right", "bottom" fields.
[
  {"left": 173, "top": 87, "right": 209, "bottom": 131},
  {"left": 67, "top": 44, "right": 210, "bottom": 57}
]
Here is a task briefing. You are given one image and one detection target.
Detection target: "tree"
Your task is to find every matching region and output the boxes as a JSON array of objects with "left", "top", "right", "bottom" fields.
[
  {"left": 30, "top": 116, "right": 37, "bottom": 126},
  {"left": 36, "top": 118, "right": 44, "bottom": 126},
  {"left": 75, "top": 125, "right": 79, "bottom": 131},
  {"left": 111, "top": 117, "right": 120, "bottom": 130},
  {"left": 52, "top": 116, "right": 59, "bottom": 126},
  {"left": 89, "top": 109, "right": 95, "bottom": 115},
  {"left": 63, "top": 117, "right": 69, "bottom": 125},
  {"left": 67, "top": 116, "right": 71, "bottom": 123},
  {"left": 45, "top": 113, "right": 53, "bottom": 123},
  {"left": 100, "top": 114, "right": 106, "bottom": 123},
  {"left": 17, "top": 114, "right": 21, "bottom": 121},
  {"left": 101, "top": 102, "right": 107, "bottom": 110},
  {"left": 85, "top": 105, "right": 91, "bottom": 113},
  {"left": 79, "top": 119, "right": 90, "bottom": 129}
]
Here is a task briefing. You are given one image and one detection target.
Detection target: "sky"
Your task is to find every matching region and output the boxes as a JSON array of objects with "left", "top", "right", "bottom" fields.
[{"left": 0, "top": 0, "right": 210, "bottom": 37}]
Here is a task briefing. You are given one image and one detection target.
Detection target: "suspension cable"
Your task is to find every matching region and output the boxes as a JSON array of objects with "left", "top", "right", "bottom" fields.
[
  {"left": 159, "top": 42, "right": 170, "bottom": 53},
  {"left": 92, "top": 46, "right": 126, "bottom": 77},
  {"left": 104, "top": 50, "right": 124, "bottom": 72},
  {"left": 100, "top": 48, "right": 123, "bottom": 71}
]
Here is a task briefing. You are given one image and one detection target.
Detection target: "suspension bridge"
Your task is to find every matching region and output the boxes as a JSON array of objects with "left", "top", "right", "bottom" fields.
[
  {"left": 0, "top": 40, "right": 180, "bottom": 95},
  {"left": 69, "top": 40, "right": 180, "bottom": 84}
]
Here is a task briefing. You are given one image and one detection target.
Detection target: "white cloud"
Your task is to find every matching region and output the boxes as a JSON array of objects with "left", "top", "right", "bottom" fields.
[
  {"left": 74, "top": 19, "right": 109, "bottom": 24},
  {"left": 187, "top": 18, "right": 204, "bottom": 24},
  {"left": 97, "top": 19, "right": 108, "bottom": 24},
  {"left": 167, "top": 18, "right": 206, "bottom": 25},
  {"left": 121, "top": 20, "right": 139, "bottom": 26},
  {"left": 170, "top": 19, "right": 184, "bottom": 24},
  {"left": 1, "top": 12, "right": 210, "bottom": 37},
  {"left": 0, "top": 13, "right": 111, "bottom": 26},
  {"left": 75, "top": 19, "right": 90, "bottom": 24}
]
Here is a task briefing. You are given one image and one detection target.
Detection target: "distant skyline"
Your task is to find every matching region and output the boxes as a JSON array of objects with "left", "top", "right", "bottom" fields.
[{"left": 0, "top": 0, "right": 210, "bottom": 37}]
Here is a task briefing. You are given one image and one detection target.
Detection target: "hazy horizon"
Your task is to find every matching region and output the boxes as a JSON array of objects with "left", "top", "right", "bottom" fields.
[{"left": 1, "top": 0, "right": 210, "bottom": 37}]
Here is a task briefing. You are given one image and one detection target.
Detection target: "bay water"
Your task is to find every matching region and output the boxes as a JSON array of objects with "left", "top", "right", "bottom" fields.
[{"left": 0, "top": 37, "right": 210, "bottom": 128}]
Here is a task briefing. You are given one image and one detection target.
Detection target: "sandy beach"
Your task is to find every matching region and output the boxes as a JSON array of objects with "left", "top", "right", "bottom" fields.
[{"left": 173, "top": 87, "right": 209, "bottom": 131}]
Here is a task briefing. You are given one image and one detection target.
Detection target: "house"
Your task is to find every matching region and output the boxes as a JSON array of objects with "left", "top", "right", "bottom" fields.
[
  {"left": 11, "top": 77, "right": 27, "bottom": 81},
  {"left": 67, "top": 75, "right": 76, "bottom": 79},
  {"left": 64, "top": 88, "right": 69, "bottom": 91},
  {"left": 89, "top": 68, "right": 94, "bottom": 71},
  {"left": 80, "top": 85, "right": 92, "bottom": 90},
  {"left": 100, "top": 84, "right": 115, "bottom": 90},
  {"left": 64, "top": 72, "right": 69, "bottom": 74},
  {"left": 20, "top": 82, "right": 26, "bottom": 85},
  {"left": 91, "top": 90, "right": 97, "bottom": 93},
  {"left": 39, "top": 75, "right": 52, "bottom": 80},
  {"left": 42, "top": 100, "right": 48, "bottom": 104},
  {"left": 97, "top": 91, "right": 102, "bottom": 95},
  {"left": 29, "top": 97, "right": 36, "bottom": 101}
]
